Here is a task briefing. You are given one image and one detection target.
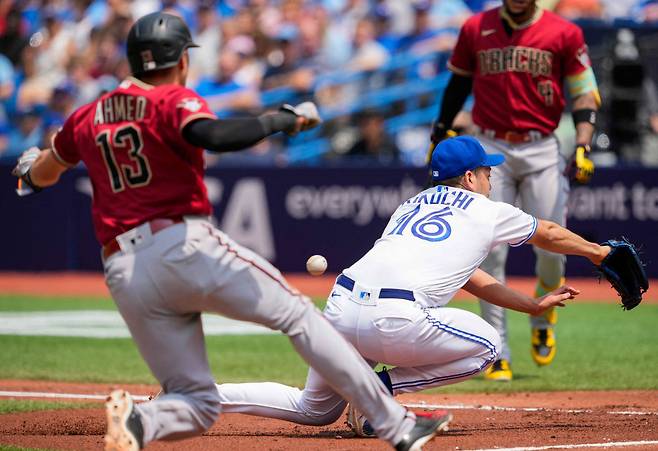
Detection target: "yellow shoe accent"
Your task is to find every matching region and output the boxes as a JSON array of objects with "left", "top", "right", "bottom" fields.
[
  {"left": 531, "top": 327, "right": 556, "bottom": 366},
  {"left": 534, "top": 277, "right": 565, "bottom": 325},
  {"left": 483, "top": 359, "right": 512, "bottom": 382}
]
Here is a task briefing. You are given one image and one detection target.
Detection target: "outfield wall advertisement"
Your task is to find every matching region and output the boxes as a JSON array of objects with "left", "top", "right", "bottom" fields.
[{"left": 2, "top": 165, "right": 656, "bottom": 277}]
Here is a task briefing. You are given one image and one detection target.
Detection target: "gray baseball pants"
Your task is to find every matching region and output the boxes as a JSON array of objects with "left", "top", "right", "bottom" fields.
[
  {"left": 103, "top": 218, "right": 414, "bottom": 446},
  {"left": 477, "top": 136, "right": 569, "bottom": 362}
]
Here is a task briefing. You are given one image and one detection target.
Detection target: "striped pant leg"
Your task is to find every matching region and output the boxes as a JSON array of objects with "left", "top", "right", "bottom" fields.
[{"left": 387, "top": 307, "right": 501, "bottom": 395}]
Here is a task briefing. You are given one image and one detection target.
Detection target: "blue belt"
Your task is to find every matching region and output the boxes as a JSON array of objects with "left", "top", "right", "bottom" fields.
[{"left": 336, "top": 274, "right": 415, "bottom": 302}]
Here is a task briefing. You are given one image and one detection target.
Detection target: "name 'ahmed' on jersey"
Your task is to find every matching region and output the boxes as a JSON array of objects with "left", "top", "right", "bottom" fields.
[{"left": 94, "top": 93, "right": 147, "bottom": 125}]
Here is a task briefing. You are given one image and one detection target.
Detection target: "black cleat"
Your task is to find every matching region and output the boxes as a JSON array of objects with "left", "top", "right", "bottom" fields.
[{"left": 395, "top": 410, "right": 452, "bottom": 451}]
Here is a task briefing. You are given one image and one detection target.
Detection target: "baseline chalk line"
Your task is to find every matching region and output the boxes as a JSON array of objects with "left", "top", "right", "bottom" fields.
[
  {"left": 403, "top": 402, "right": 658, "bottom": 416},
  {"left": 2, "top": 392, "right": 656, "bottom": 417},
  {"left": 0, "top": 390, "right": 150, "bottom": 402},
  {"left": 463, "top": 440, "right": 658, "bottom": 450}
]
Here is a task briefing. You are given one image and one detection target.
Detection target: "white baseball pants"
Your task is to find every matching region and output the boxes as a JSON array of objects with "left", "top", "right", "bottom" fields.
[
  {"left": 103, "top": 219, "right": 414, "bottom": 446},
  {"left": 217, "top": 282, "right": 500, "bottom": 424}
]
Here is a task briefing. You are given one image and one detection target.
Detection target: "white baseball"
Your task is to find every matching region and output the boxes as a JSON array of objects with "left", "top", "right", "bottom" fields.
[{"left": 306, "top": 255, "right": 328, "bottom": 276}]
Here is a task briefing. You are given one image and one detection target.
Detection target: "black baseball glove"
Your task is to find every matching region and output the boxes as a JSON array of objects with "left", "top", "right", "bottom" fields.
[{"left": 597, "top": 238, "right": 649, "bottom": 310}]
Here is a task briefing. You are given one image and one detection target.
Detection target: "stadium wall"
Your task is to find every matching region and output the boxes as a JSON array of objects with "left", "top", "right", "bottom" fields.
[{"left": 3, "top": 164, "right": 657, "bottom": 276}]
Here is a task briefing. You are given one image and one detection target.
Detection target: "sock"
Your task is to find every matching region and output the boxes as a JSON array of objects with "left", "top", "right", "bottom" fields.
[{"left": 377, "top": 368, "right": 393, "bottom": 395}]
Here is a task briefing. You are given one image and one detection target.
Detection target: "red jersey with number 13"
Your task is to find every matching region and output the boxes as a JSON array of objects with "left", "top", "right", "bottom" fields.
[
  {"left": 51, "top": 77, "right": 217, "bottom": 245},
  {"left": 448, "top": 8, "right": 592, "bottom": 135}
]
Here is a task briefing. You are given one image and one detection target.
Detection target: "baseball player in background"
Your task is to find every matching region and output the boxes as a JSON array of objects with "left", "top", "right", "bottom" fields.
[
  {"left": 214, "top": 136, "right": 612, "bottom": 438},
  {"left": 430, "top": 0, "right": 601, "bottom": 380},
  {"left": 11, "top": 12, "right": 450, "bottom": 451}
]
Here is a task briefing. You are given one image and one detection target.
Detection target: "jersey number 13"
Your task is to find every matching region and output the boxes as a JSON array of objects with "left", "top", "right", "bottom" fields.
[{"left": 96, "top": 125, "right": 152, "bottom": 192}]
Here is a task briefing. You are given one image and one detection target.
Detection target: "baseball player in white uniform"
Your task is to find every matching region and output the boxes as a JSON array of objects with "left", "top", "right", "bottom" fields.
[
  {"left": 213, "top": 136, "right": 610, "bottom": 437},
  {"left": 433, "top": 0, "right": 601, "bottom": 379}
]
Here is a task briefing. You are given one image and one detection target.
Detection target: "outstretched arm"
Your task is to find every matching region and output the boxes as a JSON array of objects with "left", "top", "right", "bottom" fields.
[
  {"left": 463, "top": 268, "right": 580, "bottom": 316},
  {"left": 183, "top": 103, "right": 320, "bottom": 153},
  {"left": 528, "top": 219, "right": 610, "bottom": 265}
]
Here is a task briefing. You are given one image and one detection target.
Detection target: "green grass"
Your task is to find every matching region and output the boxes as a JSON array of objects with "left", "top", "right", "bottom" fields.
[
  {"left": 0, "top": 295, "right": 656, "bottom": 392},
  {"left": 0, "top": 295, "right": 115, "bottom": 312},
  {"left": 0, "top": 399, "right": 97, "bottom": 414}
]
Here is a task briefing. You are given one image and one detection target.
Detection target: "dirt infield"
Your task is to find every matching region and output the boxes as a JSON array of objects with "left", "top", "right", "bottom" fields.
[
  {"left": 1, "top": 381, "right": 658, "bottom": 450},
  {"left": 1, "top": 273, "right": 657, "bottom": 449},
  {"left": 0, "top": 272, "right": 656, "bottom": 303}
]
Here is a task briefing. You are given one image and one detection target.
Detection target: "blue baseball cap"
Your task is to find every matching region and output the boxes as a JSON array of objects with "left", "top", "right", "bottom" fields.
[{"left": 431, "top": 136, "right": 505, "bottom": 181}]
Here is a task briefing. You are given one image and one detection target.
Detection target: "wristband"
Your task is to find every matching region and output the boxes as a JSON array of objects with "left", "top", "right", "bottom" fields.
[{"left": 572, "top": 109, "right": 597, "bottom": 127}]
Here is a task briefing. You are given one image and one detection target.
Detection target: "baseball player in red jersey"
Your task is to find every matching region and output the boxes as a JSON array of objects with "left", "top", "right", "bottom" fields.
[
  {"left": 430, "top": 0, "right": 600, "bottom": 380},
  {"left": 12, "top": 12, "right": 448, "bottom": 451}
]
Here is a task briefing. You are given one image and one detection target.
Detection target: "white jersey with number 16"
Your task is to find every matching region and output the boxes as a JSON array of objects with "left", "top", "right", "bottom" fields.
[{"left": 343, "top": 185, "right": 537, "bottom": 307}]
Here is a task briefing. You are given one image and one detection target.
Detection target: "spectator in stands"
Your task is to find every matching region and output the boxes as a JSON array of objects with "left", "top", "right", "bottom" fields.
[
  {"left": 322, "top": 0, "right": 369, "bottom": 67},
  {"left": 298, "top": 8, "right": 326, "bottom": 69},
  {"left": 348, "top": 17, "right": 390, "bottom": 72},
  {"left": 346, "top": 108, "right": 400, "bottom": 164},
  {"left": 34, "top": 8, "right": 76, "bottom": 87},
  {"left": 227, "top": 35, "right": 265, "bottom": 87},
  {"left": 4, "top": 106, "right": 43, "bottom": 159},
  {"left": 262, "top": 25, "right": 315, "bottom": 94},
  {"left": 0, "top": 53, "right": 14, "bottom": 125},
  {"left": 0, "top": 5, "right": 28, "bottom": 66},
  {"left": 16, "top": 46, "right": 51, "bottom": 110},
  {"left": 429, "top": 0, "right": 473, "bottom": 29},
  {"left": 47, "top": 81, "right": 78, "bottom": 123},
  {"left": 397, "top": 0, "right": 456, "bottom": 54},
  {"left": 196, "top": 47, "right": 261, "bottom": 117},
  {"left": 371, "top": 4, "right": 400, "bottom": 53},
  {"left": 188, "top": 2, "right": 222, "bottom": 86},
  {"left": 65, "top": 56, "right": 116, "bottom": 108}
]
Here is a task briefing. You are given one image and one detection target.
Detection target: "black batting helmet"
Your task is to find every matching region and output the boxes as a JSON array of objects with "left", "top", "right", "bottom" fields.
[{"left": 126, "top": 12, "right": 199, "bottom": 76}]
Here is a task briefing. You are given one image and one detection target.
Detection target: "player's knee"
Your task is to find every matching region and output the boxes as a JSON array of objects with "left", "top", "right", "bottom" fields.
[
  {"left": 481, "top": 322, "right": 502, "bottom": 362},
  {"left": 277, "top": 295, "right": 316, "bottom": 335},
  {"left": 298, "top": 398, "right": 346, "bottom": 426},
  {"left": 189, "top": 386, "right": 222, "bottom": 432}
]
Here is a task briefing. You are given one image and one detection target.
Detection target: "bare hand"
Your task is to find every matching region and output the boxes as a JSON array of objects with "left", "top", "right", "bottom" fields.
[{"left": 534, "top": 285, "right": 580, "bottom": 315}]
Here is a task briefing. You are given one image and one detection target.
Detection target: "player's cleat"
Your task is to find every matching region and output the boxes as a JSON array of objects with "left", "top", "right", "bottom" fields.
[
  {"left": 530, "top": 278, "right": 563, "bottom": 366},
  {"left": 346, "top": 403, "right": 376, "bottom": 437},
  {"left": 531, "top": 327, "right": 556, "bottom": 366},
  {"left": 483, "top": 359, "right": 512, "bottom": 381},
  {"left": 148, "top": 388, "right": 162, "bottom": 401},
  {"left": 395, "top": 410, "right": 452, "bottom": 451},
  {"left": 105, "top": 389, "right": 144, "bottom": 451}
]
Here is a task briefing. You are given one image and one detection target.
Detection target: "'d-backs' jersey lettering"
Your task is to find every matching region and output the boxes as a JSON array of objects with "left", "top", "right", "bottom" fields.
[
  {"left": 344, "top": 186, "right": 537, "bottom": 307},
  {"left": 52, "top": 77, "right": 217, "bottom": 245},
  {"left": 448, "top": 8, "right": 592, "bottom": 135}
]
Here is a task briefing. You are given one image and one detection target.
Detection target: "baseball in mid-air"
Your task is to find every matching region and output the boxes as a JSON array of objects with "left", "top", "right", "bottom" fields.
[{"left": 306, "top": 255, "right": 328, "bottom": 276}]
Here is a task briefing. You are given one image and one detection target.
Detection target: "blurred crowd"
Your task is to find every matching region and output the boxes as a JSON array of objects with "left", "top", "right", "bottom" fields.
[{"left": 0, "top": 0, "right": 657, "bottom": 165}]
